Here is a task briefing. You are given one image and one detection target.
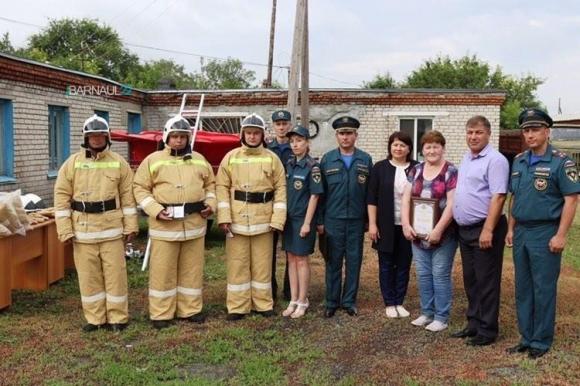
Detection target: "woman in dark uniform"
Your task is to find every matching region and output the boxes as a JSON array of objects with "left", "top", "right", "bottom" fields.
[
  {"left": 368, "top": 131, "right": 418, "bottom": 318},
  {"left": 281, "top": 125, "right": 324, "bottom": 318}
]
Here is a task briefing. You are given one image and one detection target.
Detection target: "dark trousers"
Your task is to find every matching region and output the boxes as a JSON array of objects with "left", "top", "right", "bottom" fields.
[
  {"left": 325, "top": 218, "right": 365, "bottom": 309},
  {"left": 458, "top": 215, "right": 507, "bottom": 339},
  {"left": 513, "top": 222, "right": 561, "bottom": 351},
  {"left": 378, "top": 225, "right": 412, "bottom": 306},
  {"left": 271, "top": 231, "right": 290, "bottom": 302}
]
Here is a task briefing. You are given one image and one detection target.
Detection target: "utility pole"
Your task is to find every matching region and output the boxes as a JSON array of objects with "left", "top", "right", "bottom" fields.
[
  {"left": 300, "top": 0, "right": 309, "bottom": 126},
  {"left": 264, "top": 0, "right": 277, "bottom": 88},
  {"left": 287, "top": 0, "right": 309, "bottom": 126}
]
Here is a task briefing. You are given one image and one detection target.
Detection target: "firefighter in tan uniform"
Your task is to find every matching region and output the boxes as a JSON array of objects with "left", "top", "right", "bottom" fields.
[
  {"left": 54, "top": 115, "right": 138, "bottom": 332},
  {"left": 216, "top": 113, "right": 287, "bottom": 320},
  {"left": 133, "top": 116, "right": 216, "bottom": 330}
]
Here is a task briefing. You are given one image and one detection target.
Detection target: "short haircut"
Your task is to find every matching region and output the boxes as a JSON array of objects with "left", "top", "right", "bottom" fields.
[
  {"left": 387, "top": 131, "right": 414, "bottom": 162},
  {"left": 420, "top": 130, "right": 446, "bottom": 148},
  {"left": 466, "top": 115, "right": 491, "bottom": 130}
]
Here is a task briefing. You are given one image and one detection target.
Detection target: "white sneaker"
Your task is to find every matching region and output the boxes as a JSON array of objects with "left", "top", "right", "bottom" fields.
[
  {"left": 425, "top": 320, "right": 448, "bottom": 332},
  {"left": 411, "top": 315, "right": 433, "bottom": 326},
  {"left": 396, "top": 305, "right": 410, "bottom": 318},
  {"left": 385, "top": 306, "right": 398, "bottom": 318}
]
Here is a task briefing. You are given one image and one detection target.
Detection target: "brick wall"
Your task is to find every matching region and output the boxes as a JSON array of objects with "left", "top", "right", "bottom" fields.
[
  {"left": 361, "top": 104, "right": 502, "bottom": 164},
  {"left": 144, "top": 101, "right": 501, "bottom": 164},
  {"left": 0, "top": 53, "right": 506, "bottom": 204},
  {"left": 0, "top": 78, "right": 141, "bottom": 204}
]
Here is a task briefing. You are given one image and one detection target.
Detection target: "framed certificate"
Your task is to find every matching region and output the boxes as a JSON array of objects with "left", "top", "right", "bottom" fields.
[{"left": 411, "top": 198, "right": 441, "bottom": 239}]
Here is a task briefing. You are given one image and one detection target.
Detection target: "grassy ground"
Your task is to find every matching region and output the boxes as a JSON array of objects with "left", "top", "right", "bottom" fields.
[{"left": 1, "top": 213, "right": 579, "bottom": 386}]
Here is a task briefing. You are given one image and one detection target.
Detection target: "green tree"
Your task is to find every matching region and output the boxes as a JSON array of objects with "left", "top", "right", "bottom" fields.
[
  {"left": 192, "top": 58, "right": 256, "bottom": 89},
  {"left": 6, "top": 18, "right": 258, "bottom": 91},
  {"left": 404, "top": 55, "right": 503, "bottom": 89},
  {"left": 0, "top": 32, "right": 15, "bottom": 54},
  {"left": 25, "top": 18, "right": 140, "bottom": 81},
  {"left": 398, "top": 55, "right": 544, "bottom": 129},
  {"left": 125, "top": 59, "right": 197, "bottom": 90},
  {"left": 362, "top": 72, "right": 397, "bottom": 88}
]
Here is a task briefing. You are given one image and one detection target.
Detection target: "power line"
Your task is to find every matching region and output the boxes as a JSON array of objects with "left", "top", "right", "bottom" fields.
[
  {"left": 124, "top": 42, "right": 290, "bottom": 70},
  {"left": 0, "top": 14, "right": 359, "bottom": 87},
  {"left": 0, "top": 15, "right": 289, "bottom": 70},
  {"left": 119, "top": 0, "right": 162, "bottom": 31},
  {"left": 309, "top": 71, "right": 359, "bottom": 87},
  {"left": 0, "top": 16, "right": 43, "bottom": 28}
]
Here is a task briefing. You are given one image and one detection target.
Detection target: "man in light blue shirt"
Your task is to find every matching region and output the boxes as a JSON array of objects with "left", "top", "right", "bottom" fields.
[{"left": 452, "top": 115, "right": 509, "bottom": 346}]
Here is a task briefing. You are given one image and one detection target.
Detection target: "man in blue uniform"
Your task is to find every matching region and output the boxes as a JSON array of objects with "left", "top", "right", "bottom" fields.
[
  {"left": 268, "top": 110, "right": 293, "bottom": 302},
  {"left": 318, "top": 116, "right": 373, "bottom": 317},
  {"left": 506, "top": 108, "right": 579, "bottom": 359}
]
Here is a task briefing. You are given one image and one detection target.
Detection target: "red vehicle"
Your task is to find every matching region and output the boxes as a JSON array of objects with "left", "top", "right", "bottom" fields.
[
  {"left": 111, "top": 94, "right": 244, "bottom": 172},
  {"left": 110, "top": 129, "right": 241, "bottom": 173}
]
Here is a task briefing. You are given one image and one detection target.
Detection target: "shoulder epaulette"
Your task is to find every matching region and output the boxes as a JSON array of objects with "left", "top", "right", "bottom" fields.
[
  {"left": 552, "top": 149, "right": 567, "bottom": 158},
  {"left": 305, "top": 156, "right": 318, "bottom": 168}
]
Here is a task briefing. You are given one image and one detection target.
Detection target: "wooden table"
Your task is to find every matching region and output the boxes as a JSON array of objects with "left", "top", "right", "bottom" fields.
[{"left": 0, "top": 220, "right": 72, "bottom": 310}]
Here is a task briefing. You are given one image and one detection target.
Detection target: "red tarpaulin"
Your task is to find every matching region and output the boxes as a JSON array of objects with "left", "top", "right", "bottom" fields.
[{"left": 111, "top": 130, "right": 240, "bottom": 172}]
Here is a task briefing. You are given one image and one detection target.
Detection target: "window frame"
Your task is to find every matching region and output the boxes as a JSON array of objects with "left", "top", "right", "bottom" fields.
[
  {"left": 48, "top": 105, "right": 70, "bottom": 178},
  {"left": 127, "top": 112, "right": 141, "bottom": 134},
  {"left": 0, "top": 99, "right": 15, "bottom": 183},
  {"left": 94, "top": 110, "right": 110, "bottom": 123},
  {"left": 399, "top": 117, "right": 434, "bottom": 161}
]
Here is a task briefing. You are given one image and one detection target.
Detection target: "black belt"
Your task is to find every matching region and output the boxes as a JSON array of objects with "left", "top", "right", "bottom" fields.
[
  {"left": 458, "top": 215, "right": 506, "bottom": 230},
  {"left": 72, "top": 199, "right": 117, "bottom": 213},
  {"left": 162, "top": 201, "right": 206, "bottom": 215},
  {"left": 234, "top": 190, "right": 274, "bottom": 203}
]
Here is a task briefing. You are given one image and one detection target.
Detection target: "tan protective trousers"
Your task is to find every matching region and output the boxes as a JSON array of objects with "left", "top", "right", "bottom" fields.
[
  {"left": 149, "top": 238, "right": 205, "bottom": 320},
  {"left": 226, "top": 232, "right": 274, "bottom": 314},
  {"left": 73, "top": 239, "right": 128, "bottom": 325}
]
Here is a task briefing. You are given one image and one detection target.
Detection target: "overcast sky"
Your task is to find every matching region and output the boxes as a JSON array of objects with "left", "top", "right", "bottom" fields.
[{"left": 2, "top": 0, "right": 580, "bottom": 115}]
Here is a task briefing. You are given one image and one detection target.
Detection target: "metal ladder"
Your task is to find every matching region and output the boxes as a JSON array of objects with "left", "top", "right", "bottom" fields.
[{"left": 178, "top": 93, "right": 205, "bottom": 146}]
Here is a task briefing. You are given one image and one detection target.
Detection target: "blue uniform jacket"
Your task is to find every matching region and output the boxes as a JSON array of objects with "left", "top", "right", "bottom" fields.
[
  {"left": 267, "top": 139, "right": 292, "bottom": 169},
  {"left": 510, "top": 145, "right": 579, "bottom": 223},
  {"left": 318, "top": 147, "right": 373, "bottom": 221},
  {"left": 286, "top": 154, "right": 324, "bottom": 220}
]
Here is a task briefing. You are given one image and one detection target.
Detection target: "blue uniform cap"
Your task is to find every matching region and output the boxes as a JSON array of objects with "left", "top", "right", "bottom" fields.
[
  {"left": 286, "top": 125, "right": 310, "bottom": 139},
  {"left": 332, "top": 116, "right": 360, "bottom": 131},
  {"left": 272, "top": 110, "right": 291, "bottom": 122},
  {"left": 519, "top": 108, "right": 553, "bottom": 129}
]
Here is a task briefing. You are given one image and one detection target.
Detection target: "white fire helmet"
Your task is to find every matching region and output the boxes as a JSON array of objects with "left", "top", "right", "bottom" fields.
[
  {"left": 163, "top": 115, "right": 192, "bottom": 144},
  {"left": 82, "top": 115, "right": 110, "bottom": 140},
  {"left": 241, "top": 113, "right": 266, "bottom": 132}
]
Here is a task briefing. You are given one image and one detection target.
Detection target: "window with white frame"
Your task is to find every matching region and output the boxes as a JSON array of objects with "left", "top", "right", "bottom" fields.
[{"left": 399, "top": 118, "right": 433, "bottom": 161}]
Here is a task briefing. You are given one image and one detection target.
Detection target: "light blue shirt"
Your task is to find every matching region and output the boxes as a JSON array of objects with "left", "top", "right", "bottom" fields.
[
  {"left": 453, "top": 144, "right": 509, "bottom": 226},
  {"left": 341, "top": 154, "right": 353, "bottom": 169}
]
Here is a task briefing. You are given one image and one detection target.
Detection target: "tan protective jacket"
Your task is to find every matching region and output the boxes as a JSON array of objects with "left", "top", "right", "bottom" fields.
[
  {"left": 133, "top": 147, "right": 216, "bottom": 241},
  {"left": 216, "top": 145, "right": 287, "bottom": 235},
  {"left": 54, "top": 148, "right": 138, "bottom": 244}
]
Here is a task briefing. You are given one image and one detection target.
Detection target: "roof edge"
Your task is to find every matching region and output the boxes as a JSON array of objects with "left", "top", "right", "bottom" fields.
[{"left": 0, "top": 52, "right": 507, "bottom": 96}]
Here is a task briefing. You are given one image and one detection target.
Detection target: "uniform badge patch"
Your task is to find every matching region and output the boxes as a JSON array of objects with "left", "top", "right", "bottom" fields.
[
  {"left": 534, "top": 177, "right": 548, "bottom": 191},
  {"left": 357, "top": 173, "right": 367, "bottom": 184},
  {"left": 294, "top": 179, "right": 304, "bottom": 190},
  {"left": 565, "top": 167, "right": 578, "bottom": 183},
  {"left": 311, "top": 166, "right": 321, "bottom": 184}
]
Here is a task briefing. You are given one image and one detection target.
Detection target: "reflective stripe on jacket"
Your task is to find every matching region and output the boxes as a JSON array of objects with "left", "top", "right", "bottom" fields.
[
  {"left": 216, "top": 145, "right": 287, "bottom": 235},
  {"left": 133, "top": 147, "right": 216, "bottom": 241},
  {"left": 54, "top": 149, "right": 138, "bottom": 243}
]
